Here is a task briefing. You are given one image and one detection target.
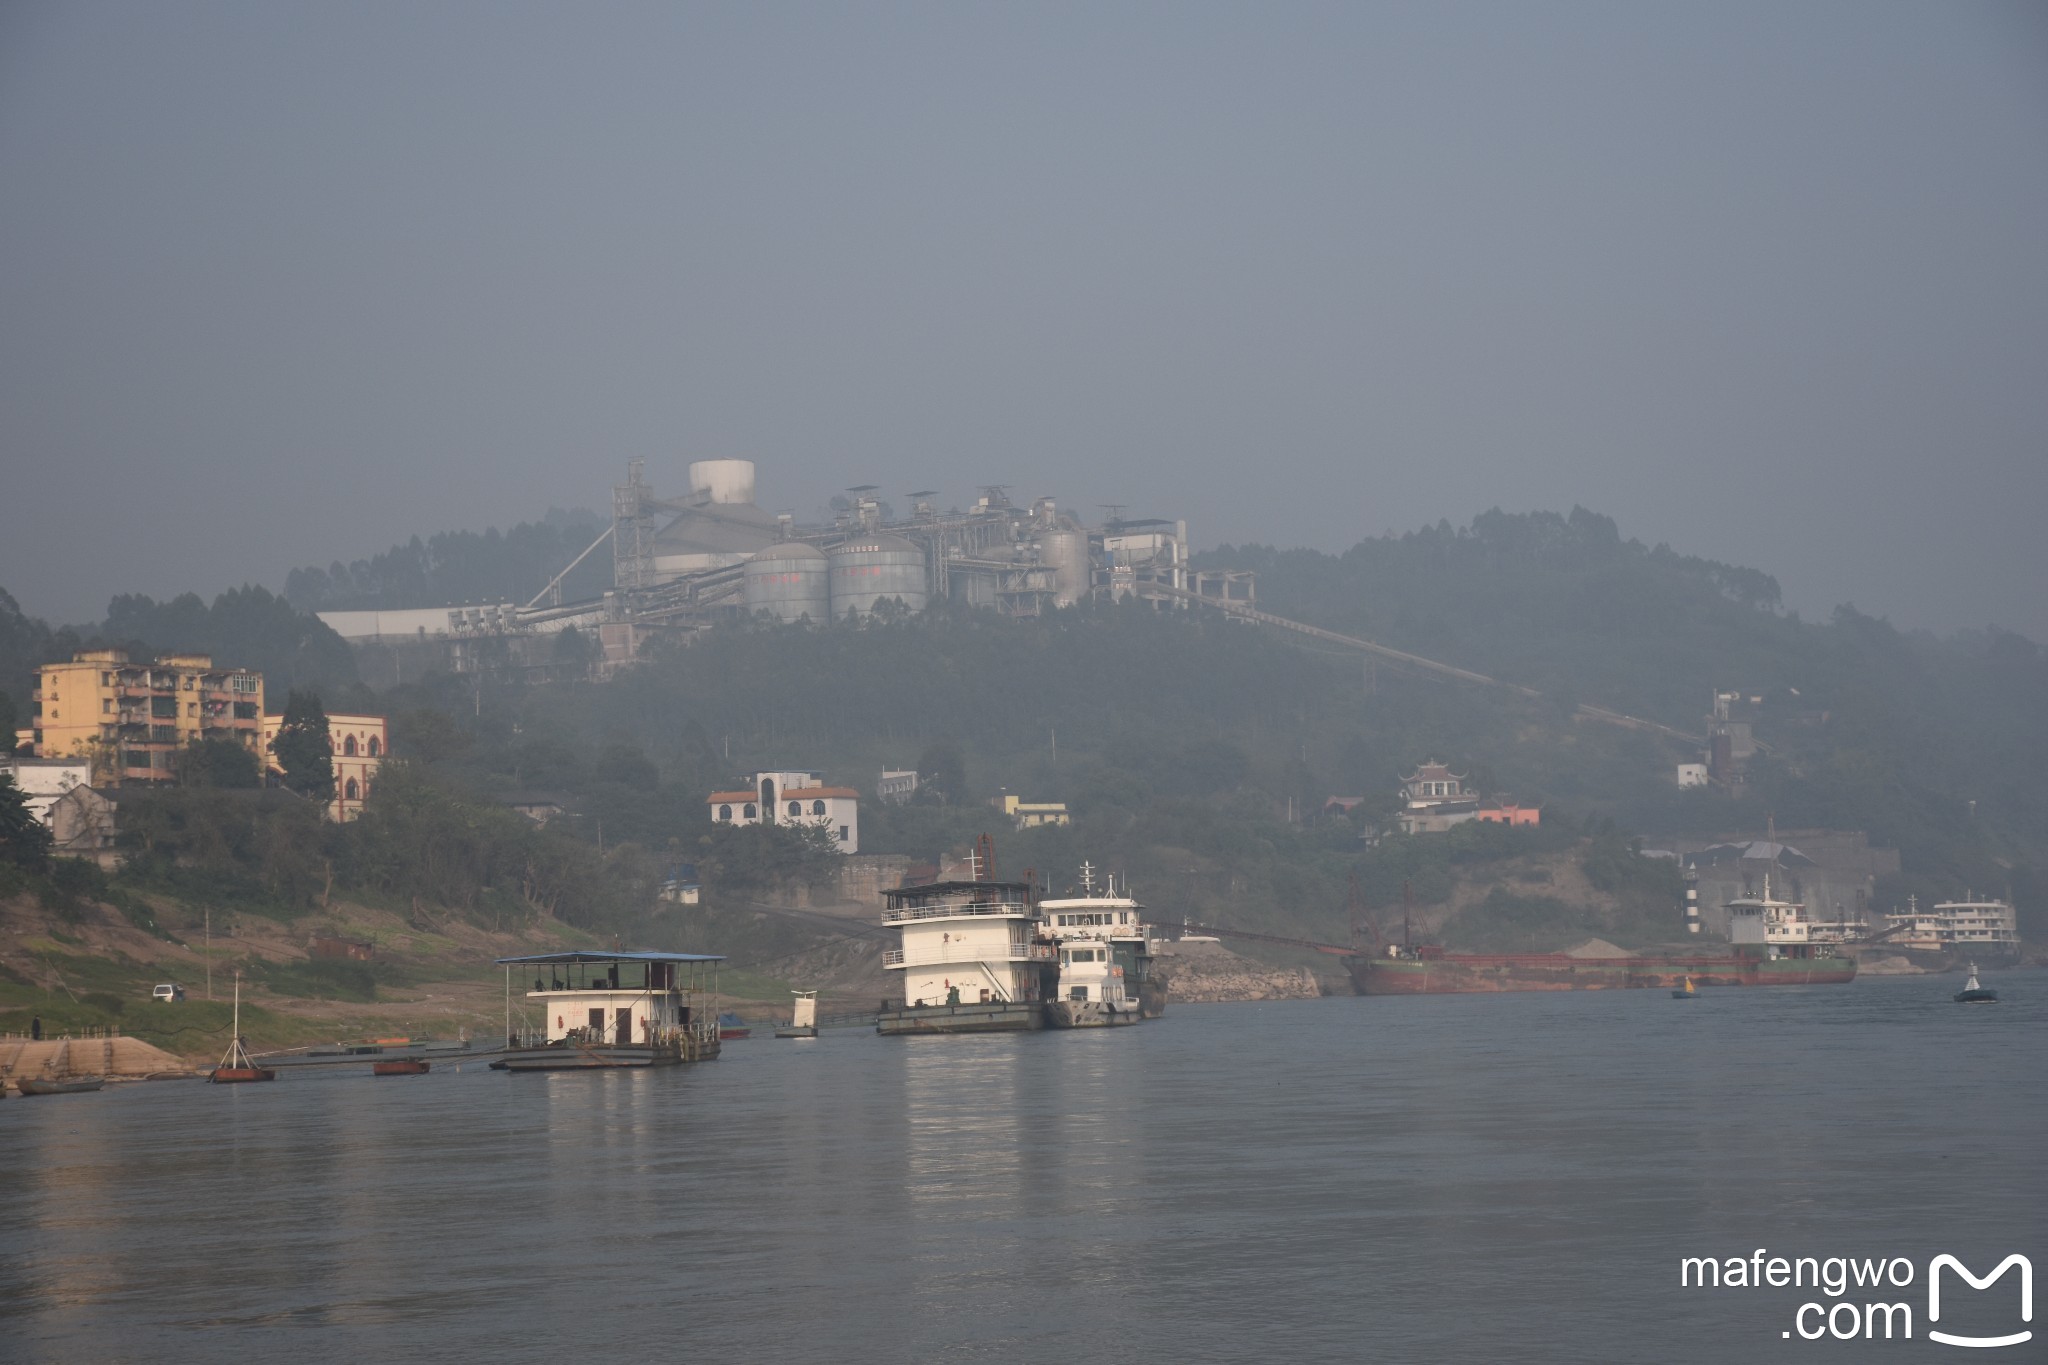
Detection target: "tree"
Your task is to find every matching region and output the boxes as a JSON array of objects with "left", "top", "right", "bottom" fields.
[
  {"left": 552, "top": 625, "right": 598, "bottom": 669},
  {"left": 915, "top": 738, "right": 966, "bottom": 805},
  {"left": 0, "top": 774, "right": 52, "bottom": 870},
  {"left": 178, "top": 736, "right": 262, "bottom": 788},
  {"left": 273, "top": 689, "right": 335, "bottom": 801}
]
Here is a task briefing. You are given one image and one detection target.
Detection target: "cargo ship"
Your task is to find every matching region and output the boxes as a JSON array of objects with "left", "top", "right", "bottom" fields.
[{"left": 1348, "top": 877, "right": 1856, "bottom": 995}]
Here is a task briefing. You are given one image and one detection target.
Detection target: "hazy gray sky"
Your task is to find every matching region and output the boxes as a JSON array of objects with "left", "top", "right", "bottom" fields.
[{"left": 3, "top": 2, "right": 2044, "bottom": 637}]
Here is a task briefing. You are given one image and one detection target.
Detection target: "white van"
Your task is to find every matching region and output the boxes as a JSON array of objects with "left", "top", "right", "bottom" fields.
[{"left": 151, "top": 983, "right": 185, "bottom": 1003}]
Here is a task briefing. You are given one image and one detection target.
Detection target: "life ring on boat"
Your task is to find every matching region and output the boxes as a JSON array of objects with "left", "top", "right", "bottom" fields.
[{"left": 1112, "top": 966, "right": 1123, "bottom": 977}]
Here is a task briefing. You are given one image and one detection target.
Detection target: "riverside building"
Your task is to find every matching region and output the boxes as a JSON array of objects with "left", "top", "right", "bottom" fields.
[{"left": 29, "top": 649, "right": 263, "bottom": 785}]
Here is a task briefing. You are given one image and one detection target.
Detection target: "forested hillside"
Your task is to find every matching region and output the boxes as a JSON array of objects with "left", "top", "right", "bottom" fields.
[
  {"left": 4, "top": 505, "right": 2042, "bottom": 956},
  {"left": 283, "top": 508, "right": 609, "bottom": 611},
  {"left": 0, "top": 585, "right": 361, "bottom": 736},
  {"left": 1197, "top": 509, "right": 2048, "bottom": 893}
]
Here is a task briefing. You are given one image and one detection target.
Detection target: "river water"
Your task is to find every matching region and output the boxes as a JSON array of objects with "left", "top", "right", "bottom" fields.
[{"left": 2, "top": 974, "right": 2041, "bottom": 1363}]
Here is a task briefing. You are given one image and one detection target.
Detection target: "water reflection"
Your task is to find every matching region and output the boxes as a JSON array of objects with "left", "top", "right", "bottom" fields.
[{"left": 0, "top": 980, "right": 2040, "bottom": 1363}]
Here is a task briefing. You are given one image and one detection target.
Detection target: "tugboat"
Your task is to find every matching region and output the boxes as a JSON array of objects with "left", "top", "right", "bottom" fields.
[
  {"left": 1038, "top": 863, "right": 1165, "bottom": 1027},
  {"left": 1953, "top": 964, "right": 1999, "bottom": 1004}
]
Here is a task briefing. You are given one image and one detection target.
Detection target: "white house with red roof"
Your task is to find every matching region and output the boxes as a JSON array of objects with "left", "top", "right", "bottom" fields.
[{"left": 707, "top": 769, "right": 860, "bottom": 852}]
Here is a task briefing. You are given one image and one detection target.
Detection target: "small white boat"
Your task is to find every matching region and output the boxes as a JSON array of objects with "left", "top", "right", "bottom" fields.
[{"left": 1953, "top": 964, "right": 1998, "bottom": 1004}]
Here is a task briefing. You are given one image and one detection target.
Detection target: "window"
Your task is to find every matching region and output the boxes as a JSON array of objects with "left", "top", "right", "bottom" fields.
[
  {"left": 344, "top": 736, "right": 357, "bottom": 757},
  {"left": 101, "top": 672, "right": 110, "bottom": 686},
  {"left": 717, "top": 805, "right": 732, "bottom": 821},
  {"left": 1069, "top": 986, "right": 1089, "bottom": 1001},
  {"left": 812, "top": 800, "right": 826, "bottom": 816},
  {"left": 743, "top": 803, "right": 757, "bottom": 819},
  {"left": 838, "top": 825, "right": 849, "bottom": 841},
  {"left": 788, "top": 800, "right": 801, "bottom": 816},
  {"left": 344, "top": 777, "right": 359, "bottom": 800},
  {"left": 367, "top": 736, "right": 381, "bottom": 756},
  {"left": 102, "top": 699, "right": 111, "bottom": 713}
]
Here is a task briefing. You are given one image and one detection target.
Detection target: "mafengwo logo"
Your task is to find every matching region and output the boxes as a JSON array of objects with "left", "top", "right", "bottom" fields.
[
  {"left": 1928, "top": 1255, "right": 2032, "bottom": 1349},
  {"left": 1679, "top": 1250, "right": 2032, "bottom": 1346}
]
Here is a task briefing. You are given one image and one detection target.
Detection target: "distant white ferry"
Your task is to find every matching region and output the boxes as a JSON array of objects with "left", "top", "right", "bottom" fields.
[
  {"left": 1882, "top": 895, "right": 2022, "bottom": 967},
  {"left": 1037, "top": 863, "right": 1167, "bottom": 1028}
]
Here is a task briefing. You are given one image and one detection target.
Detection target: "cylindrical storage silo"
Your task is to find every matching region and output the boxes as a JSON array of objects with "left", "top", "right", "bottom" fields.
[
  {"left": 744, "top": 542, "right": 830, "bottom": 623},
  {"left": 688, "top": 459, "right": 756, "bottom": 505},
  {"left": 829, "top": 532, "right": 929, "bottom": 618},
  {"left": 1036, "top": 530, "right": 1090, "bottom": 607}
]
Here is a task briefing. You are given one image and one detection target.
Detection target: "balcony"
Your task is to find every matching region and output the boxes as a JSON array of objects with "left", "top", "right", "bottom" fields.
[
  {"left": 882, "top": 900, "right": 1034, "bottom": 924},
  {"left": 882, "top": 943, "right": 1054, "bottom": 968}
]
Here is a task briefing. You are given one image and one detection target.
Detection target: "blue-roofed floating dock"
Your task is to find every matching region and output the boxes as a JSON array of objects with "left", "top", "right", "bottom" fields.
[{"left": 492, "top": 951, "right": 726, "bottom": 1070}]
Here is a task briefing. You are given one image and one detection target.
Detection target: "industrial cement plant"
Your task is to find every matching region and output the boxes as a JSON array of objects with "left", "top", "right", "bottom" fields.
[{"left": 316, "top": 459, "right": 1258, "bottom": 667}]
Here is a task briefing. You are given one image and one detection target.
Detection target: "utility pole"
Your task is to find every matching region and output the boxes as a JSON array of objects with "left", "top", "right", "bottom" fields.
[{"left": 205, "top": 907, "right": 213, "bottom": 1001}]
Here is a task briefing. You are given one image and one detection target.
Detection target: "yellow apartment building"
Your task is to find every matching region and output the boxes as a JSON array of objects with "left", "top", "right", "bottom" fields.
[{"left": 31, "top": 649, "right": 264, "bottom": 785}]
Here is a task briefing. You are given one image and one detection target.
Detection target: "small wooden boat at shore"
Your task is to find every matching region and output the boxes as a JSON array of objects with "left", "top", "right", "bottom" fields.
[
  {"left": 210, "top": 975, "right": 277, "bottom": 1083},
  {"left": 17, "top": 1075, "right": 106, "bottom": 1095},
  {"left": 371, "top": 1058, "right": 431, "bottom": 1076}
]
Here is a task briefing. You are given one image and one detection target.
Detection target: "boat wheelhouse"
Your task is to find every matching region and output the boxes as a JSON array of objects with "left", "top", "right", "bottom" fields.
[
  {"left": 877, "top": 878, "right": 1055, "bottom": 1033},
  {"left": 494, "top": 951, "right": 724, "bottom": 1070},
  {"left": 1723, "top": 875, "right": 1855, "bottom": 974},
  {"left": 1038, "top": 863, "right": 1166, "bottom": 1026}
]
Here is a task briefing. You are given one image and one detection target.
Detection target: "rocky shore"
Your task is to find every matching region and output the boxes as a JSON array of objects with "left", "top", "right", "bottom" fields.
[{"left": 1152, "top": 942, "right": 1323, "bottom": 1003}]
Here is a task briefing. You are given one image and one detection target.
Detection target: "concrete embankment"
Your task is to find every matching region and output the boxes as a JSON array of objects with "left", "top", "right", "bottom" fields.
[{"left": 1, "top": 1036, "right": 199, "bottom": 1087}]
